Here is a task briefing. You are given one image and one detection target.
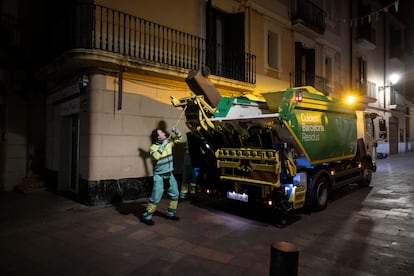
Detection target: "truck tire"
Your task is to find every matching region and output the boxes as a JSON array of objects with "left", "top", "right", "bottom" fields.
[
  {"left": 357, "top": 156, "right": 373, "bottom": 187},
  {"left": 311, "top": 175, "right": 329, "bottom": 211},
  {"left": 358, "top": 167, "right": 372, "bottom": 187}
]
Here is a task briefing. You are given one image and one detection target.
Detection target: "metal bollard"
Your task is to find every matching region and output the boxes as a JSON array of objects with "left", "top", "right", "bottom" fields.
[{"left": 269, "top": 241, "right": 299, "bottom": 276}]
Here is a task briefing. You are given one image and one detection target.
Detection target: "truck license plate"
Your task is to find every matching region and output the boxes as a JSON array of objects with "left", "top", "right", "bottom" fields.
[{"left": 227, "top": 191, "right": 248, "bottom": 202}]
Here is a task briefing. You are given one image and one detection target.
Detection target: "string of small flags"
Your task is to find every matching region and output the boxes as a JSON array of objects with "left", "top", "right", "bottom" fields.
[{"left": 341, "top": 0, "right": 399, "bottom": 28}]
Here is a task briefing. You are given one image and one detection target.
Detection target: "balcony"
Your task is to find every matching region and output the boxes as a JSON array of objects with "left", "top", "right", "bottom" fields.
[
  {"left": 357, "top": 81, "right": 377, "bottom": 107},
  {"left": 291, "top": 0, "right": 326, "bottom": 36},
  {"left": 356, "top": 23, "right": 376, "bottom": 50},
  {"left": 365, "top": 80, "right": 377, "bottom": 99},
  {"left": 43, "top": 3, "right": 256, "bottom": 84},
  {"left": 290, "top": 71, "right": 330, "bottom": 96}
]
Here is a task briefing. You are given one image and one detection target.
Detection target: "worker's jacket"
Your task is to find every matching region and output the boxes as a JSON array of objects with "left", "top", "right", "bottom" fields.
[{"left": 150, "top": 131, "right": 182, "bottom": 175}]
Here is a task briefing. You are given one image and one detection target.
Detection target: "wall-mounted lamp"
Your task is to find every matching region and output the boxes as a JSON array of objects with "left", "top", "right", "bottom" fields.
[
  {"left": 389, "top": 73, "right": 400, "bottom": 85},
  {"left": 79, "top": 74, "right": 89, "bottom": 87},
  {"left": 379, "top": 73, "right": 400, "bottom": 90},
  {"left": 378, "top": 73, "right": 400, "bottom": 109}
]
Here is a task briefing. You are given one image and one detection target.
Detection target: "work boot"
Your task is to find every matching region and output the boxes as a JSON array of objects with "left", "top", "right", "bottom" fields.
[
  {"left": 142, "top": 211, "right": 155, "bottom": 225},
  {"left": 165, "top": 208, "right": 180, "bottom": 221}
]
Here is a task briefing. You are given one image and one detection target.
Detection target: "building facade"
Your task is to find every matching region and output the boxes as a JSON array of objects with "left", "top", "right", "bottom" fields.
[
  {"left": 1, "top": 0, "right": 413, "bottom": 204},
  {"left": 350, "top": 0, "right": 414, "bottom": 154},
  {"left": 0, "top": 0, "right": 46, "bottom": 191}
]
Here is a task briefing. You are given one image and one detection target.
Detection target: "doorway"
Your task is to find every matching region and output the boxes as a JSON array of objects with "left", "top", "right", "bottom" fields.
[
  {"left": 58, "top": 114, "right": 79, "bottom": 194},
  {"left": 294, "top": 42, "right": 315, "bottom": 87},
  {"left": 389, "top": 116, "right": 398, "bottom": 154}
]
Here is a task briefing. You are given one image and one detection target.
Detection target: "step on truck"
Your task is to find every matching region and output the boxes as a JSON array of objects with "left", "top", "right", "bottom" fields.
[{"left": 172, "top": 69, "right": 377, "bottom": 212}]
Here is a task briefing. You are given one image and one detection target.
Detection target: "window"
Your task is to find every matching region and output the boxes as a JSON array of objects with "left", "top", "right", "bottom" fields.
[
  {"left": 390, "top": 87, "right": 396, "bottom": 105},
  {"left": 267, "top": 31, "right": 279, "bottom": 69},
  {"left": 206, "top": 7, "right": 245, "bottom": 81},
  {"left": 358, "top": 56, "right": 367, "bottom": 95},
  {"left": 358, "top": 57, "right": 366, "bottom": 84}
]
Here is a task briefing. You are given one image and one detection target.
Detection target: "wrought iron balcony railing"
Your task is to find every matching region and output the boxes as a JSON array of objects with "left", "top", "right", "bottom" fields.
[
  {"left": 291, "top": 0, "right": 326, "bottom": 34},
  {"left": 290, "top": 71, "right": 330, "bottom": 95},
  {"left": 48, "top": 3, "right": 256, "bottom": 84},
  {"left": 359, "top": 80, "right": 377, "bottom": 99}
]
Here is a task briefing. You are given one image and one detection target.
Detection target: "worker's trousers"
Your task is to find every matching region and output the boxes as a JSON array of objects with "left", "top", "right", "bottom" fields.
[{"left": 146, "top": 172, "right": 179, "bottom": 217}]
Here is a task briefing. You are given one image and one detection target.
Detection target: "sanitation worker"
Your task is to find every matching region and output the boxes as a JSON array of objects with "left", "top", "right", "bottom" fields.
[{"left": 142, "top": 126, "right": 182, "bottom": 225}]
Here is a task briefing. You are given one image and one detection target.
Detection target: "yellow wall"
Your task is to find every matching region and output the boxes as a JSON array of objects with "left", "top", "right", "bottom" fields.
[
  {"left": 95, "top": 0, "right": 205, "bottom": 37},
  {"left": 83, "top": 73, "right": 190, "bottom": 180}
]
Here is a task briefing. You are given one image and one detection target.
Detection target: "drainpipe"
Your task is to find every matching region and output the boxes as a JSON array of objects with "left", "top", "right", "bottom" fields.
[
  {"left": 349, "top": 0, "right": 353, "bottom": 89},
  {"left": 383, "top": 12, "right": 387, "bottom": 111},
  {"left": 26, "top": 92, "right": 32, "bottom": 177},
  {"left": 118, "top": 68, "right": 126, "bottom": 111},
  {"left": 247, "top": 0, "right": 251, "bottom": 53}
]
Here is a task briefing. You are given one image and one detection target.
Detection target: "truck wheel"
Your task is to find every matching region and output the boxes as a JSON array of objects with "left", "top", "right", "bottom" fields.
[
  {"left": 311, "top": 176, "right": 329, "bottom": 211},
  {"left": 358, "top": 168, "right": 372, "bottom": 187}
]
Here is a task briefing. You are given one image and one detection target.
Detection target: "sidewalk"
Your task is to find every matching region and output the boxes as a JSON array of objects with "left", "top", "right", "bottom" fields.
[{"left": 0, "top": 152, "right": 414, "bottom": 275}]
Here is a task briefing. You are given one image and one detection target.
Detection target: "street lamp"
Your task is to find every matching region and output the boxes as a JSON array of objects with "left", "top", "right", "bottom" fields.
[{"left": 389, "top": 73, "right": 400, "bottom": 85}]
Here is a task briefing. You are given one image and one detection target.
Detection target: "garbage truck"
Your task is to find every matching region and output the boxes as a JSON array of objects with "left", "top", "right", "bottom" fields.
[{"left": 172, "top": 69, "right": 377, "bottom": 212}]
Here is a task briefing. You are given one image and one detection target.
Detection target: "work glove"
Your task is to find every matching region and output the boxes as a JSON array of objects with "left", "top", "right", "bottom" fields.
[
  {"left": 172, "top": 126, "right": 178, "bottom": 134},
  {"left": 158, "top": 139, "right": 168, "bottom": 152}
]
